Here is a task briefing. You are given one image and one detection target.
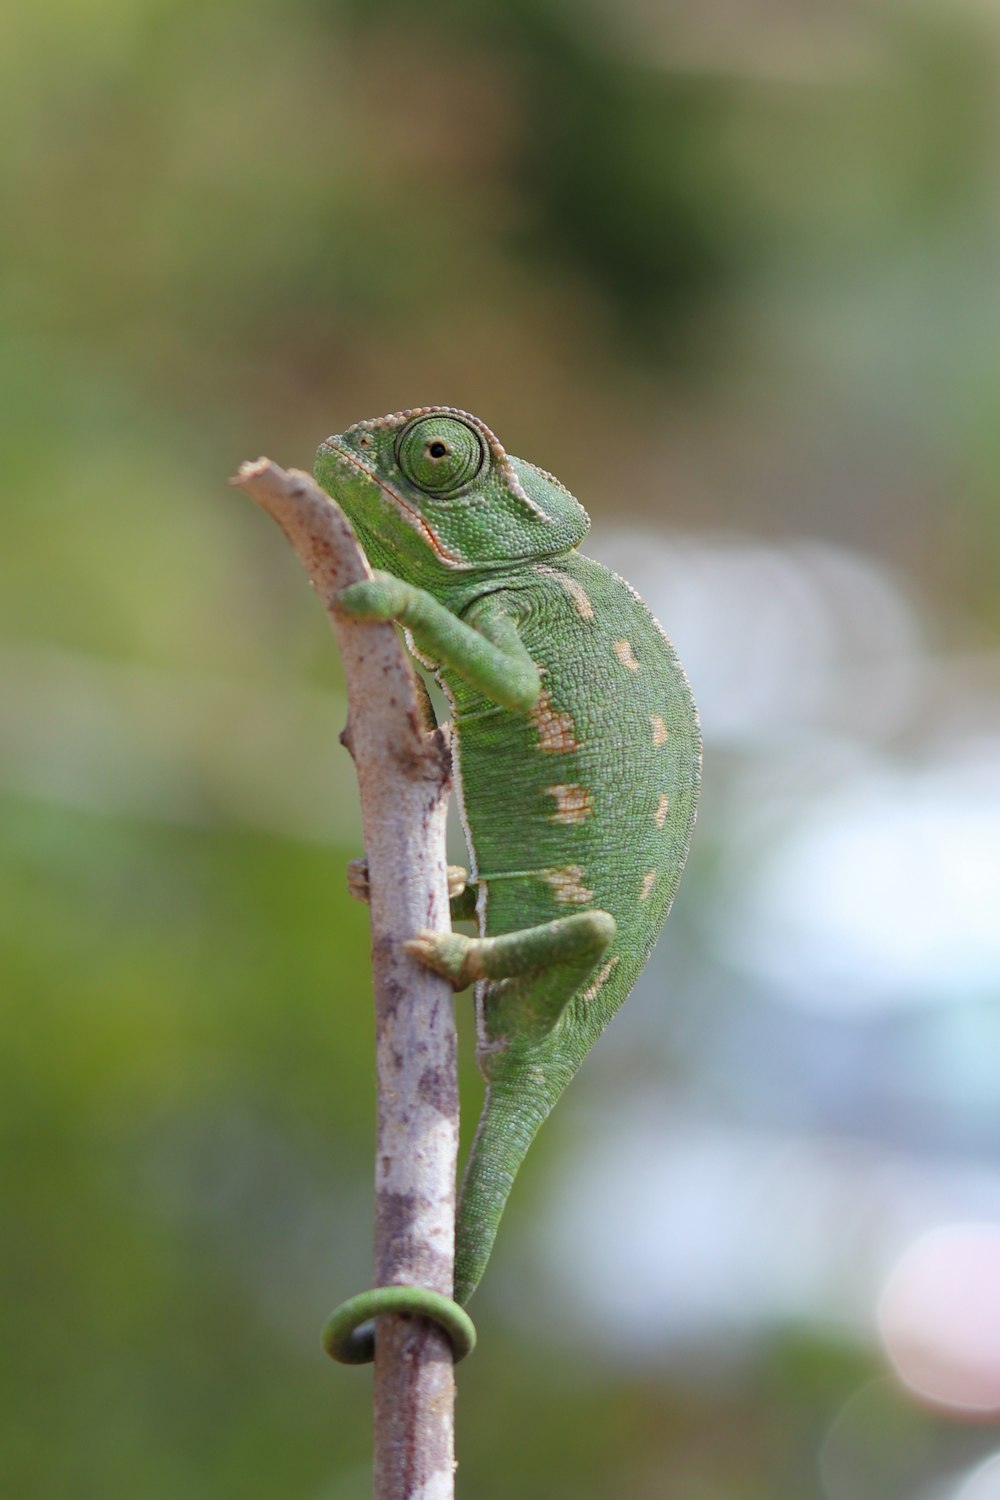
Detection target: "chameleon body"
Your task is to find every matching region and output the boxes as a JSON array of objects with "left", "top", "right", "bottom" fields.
[{"left": 316, "top": 406, "right": 700, "bottom": 1330}]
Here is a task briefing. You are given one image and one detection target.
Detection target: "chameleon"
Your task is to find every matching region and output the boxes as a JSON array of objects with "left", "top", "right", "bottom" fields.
[{"left": 317, "top": 406, "right": 700, "bottom": 1360}]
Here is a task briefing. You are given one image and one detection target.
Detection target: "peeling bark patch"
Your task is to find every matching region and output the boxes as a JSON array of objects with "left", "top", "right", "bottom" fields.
[
  {"left": 655, "top": 792, "right": 670, "bottom": 829},
  {"left": 613, "top": 639, "right": 641, "bottom": 671},
  {"left": 375, "top": 1192, "right": 453, "bottom": 1290},
  {"left": 373, "top": 954, "right": 406, "bottom": 1019},
  {"left": 581, "top": 955, "right": 619, "bottom": 1003},
  {"left": 541, "top": 865, "right": 594, "bottom": 904},
  {"left": 530, "top": 689, "right": 579, "bottom": 753},
  {"left": 651, "top": 714, "right": 669, "bottom": 747},
  {"left": 376, "top": 1190, "right": 420, "bottom": 1259},
  {"left": 544, "top": 783, "right": 594, "bottom": 824},
  {"left": 639, "top": 870, "right": 657, "bottom": 902},
  {"left": 417, "top": 1063, "right": 459, "bottom": 1116}
]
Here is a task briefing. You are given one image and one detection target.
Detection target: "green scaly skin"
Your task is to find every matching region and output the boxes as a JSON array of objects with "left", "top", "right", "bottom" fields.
[{"left": 317, "top": 407, "right": 700, "bottom": 1358}]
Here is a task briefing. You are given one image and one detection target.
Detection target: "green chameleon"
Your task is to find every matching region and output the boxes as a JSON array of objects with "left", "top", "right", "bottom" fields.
[{"left": 318, "top": 407, "right": 700, "bottom": 1363}]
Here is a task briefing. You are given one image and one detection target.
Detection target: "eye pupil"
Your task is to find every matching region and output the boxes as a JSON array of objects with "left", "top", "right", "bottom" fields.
[{"left": 396, "top": 416, "right": 486, "bottom": 494}]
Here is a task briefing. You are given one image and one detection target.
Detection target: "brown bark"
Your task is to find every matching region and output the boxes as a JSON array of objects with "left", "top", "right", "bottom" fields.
[{"left": 231, "top": 459, "right": 459, "bottom": 1500}]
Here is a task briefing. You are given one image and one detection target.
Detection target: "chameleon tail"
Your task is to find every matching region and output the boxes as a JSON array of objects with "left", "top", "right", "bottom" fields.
[
  {"left": 323, "top": 1285, "right": 476, "bottom": 1365},
  {"left": 323, "top": 1063, "right": 563, "bottom": 1354},
  {"left": 455, "top": 1062, "right": 572, "bottom": 1305}
]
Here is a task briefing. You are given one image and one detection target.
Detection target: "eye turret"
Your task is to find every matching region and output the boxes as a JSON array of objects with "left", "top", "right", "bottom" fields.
[{"left": 396, "top": 415, "right": 487, "bottom": 496}]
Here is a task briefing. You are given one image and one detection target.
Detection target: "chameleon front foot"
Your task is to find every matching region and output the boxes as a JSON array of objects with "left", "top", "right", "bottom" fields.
[
  {"left": 346, "top": 857, "right": 371, "bottom": 904},
  {"left": 333, "top": 573, "right": 411, "bottom": 621}
]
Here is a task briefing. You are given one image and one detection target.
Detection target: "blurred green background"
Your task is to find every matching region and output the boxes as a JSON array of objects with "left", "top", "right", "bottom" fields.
[{"left": 4, "top": 2, "right": 1000, "bottom": 1497}]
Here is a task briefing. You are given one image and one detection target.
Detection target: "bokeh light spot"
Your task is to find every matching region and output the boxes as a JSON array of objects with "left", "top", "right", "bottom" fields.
[{"left": 879, "top": 1224, "right": 1000, "bottom": 1413}]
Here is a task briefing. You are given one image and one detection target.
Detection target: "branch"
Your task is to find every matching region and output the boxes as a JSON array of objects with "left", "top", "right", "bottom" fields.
[{"left": 231, "top": 459, "right": 461, "bottom": 1500}]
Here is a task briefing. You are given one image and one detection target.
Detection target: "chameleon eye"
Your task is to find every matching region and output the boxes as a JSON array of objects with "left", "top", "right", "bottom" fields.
[{"left": 396, "top": 416, "right": 486, "bottom": 496}]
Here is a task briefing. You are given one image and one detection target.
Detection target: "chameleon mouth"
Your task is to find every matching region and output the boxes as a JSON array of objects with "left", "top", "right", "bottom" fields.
[{"left": 319, "top": 439, "right": 461, "bottom": 565}]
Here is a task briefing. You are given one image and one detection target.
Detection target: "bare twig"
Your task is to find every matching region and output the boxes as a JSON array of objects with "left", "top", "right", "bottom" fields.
[{"left": 231, "top": 459, "right": 460, "bottom": 1500}]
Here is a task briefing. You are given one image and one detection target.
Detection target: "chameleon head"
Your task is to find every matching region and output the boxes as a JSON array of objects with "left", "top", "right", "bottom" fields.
[{"left": 315, "top": 406, "right": 590, "bottom": 578}]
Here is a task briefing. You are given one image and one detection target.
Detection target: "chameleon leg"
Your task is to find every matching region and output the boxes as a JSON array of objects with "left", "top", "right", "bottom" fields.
[
  {"left": 408, "top": 911, "right": 617, "bottom": 1305},
  {"left": 405, "top": 910, "right": 616, "bottom": 995},
  {"left": 335, "top": 574, "right": 541, "bottom": 712},
  {"left": 449, "top": 878, "right": 478, "bottom": 923},
  {"left": 414, "top": 910, "right": 616, "bottom": 1307}
]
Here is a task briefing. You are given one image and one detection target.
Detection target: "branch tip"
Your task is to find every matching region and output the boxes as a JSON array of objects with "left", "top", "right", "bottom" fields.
[{"left": 228, "top": 456, "right": 273, "bottom": 487}]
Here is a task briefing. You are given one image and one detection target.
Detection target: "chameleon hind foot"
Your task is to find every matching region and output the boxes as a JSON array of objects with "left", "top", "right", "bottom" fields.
[
  {"left": 348, "top": 858, "right": 471, "bottom": 907},
  {"left": 405, "top": 910, "right": 616, "bottom": 991}
]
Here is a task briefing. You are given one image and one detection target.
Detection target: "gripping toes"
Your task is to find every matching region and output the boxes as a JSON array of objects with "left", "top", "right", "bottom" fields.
[
  {"left": 334, "top": 575, "right": 408, "bottom": 620},
  {"left": 346, "top": 858, "right": 371, "bottom": 903},
  {"left": 349, "top": 860, "right": 467, "bottom": 908},
  {"left": 405, "top": 910, "right": 616, "bottom": 993},
  {"left": 405, "top": 929, "right": 482, "bottom": 990}
]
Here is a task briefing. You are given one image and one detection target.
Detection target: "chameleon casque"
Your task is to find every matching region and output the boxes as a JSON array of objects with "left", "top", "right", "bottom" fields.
[{"left": 317, "top": 406, "right": 700, "bottom": 1356}]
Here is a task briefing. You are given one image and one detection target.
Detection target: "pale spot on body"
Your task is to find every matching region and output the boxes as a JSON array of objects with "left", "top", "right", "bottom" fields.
[
  {"left": 639, "top": 870, "right": 657, "bottom": 902},
  {"left": 651, "top": 714, "right": 669, "bottom": 747},
  {"left": 613, "top": 639, "right": 641, "bottom": 672},
  {"left": 581, "top": 955, "right": 619, "bottom": 1003},
  {"left": 541, "top": 866, "right": 594, "bottom": 905},
  {"left": 534, "top": 564, "right": 596, "bottom": 621},
  {"left": 530, "top": 689, "right": 579, "bottom": 754},
  {"left": 655, "top": 792, "right": 670, "bottom": 829},
  {"left": 544, "top": 783, "right": 594, "bottom": 824}
]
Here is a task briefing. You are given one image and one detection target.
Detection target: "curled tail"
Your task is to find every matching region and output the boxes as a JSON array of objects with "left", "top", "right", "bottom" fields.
[
  {"left": 322, "top": 1070, "right": 558, "bottom": 1359},
  {"left": 455, "top": 1060, "right": 572, "bottom": 1305}
]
